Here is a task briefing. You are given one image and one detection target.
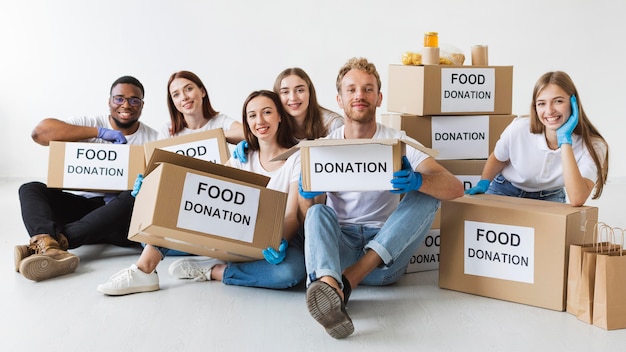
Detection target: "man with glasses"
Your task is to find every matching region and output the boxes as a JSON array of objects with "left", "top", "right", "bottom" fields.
[{"left": 15, "top": 76, "right": 159, "bottom": 282}]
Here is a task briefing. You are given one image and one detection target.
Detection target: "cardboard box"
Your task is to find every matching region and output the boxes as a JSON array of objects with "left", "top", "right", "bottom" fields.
[
  {"left": 438, "top": 194, "right": 598, "bottom": 311},
  {"left": 143, "top": 128, "right": 231, "bottom": 164},
  {"left": 406, "top": 229, "right": 440, "bottom": 273},
  {"left": 438, "top": 159, "right": 487, "bottom": 192},
  {"left": 47, "top": 141, "right": 145, "bottom": 192},
  {"left": 387, "top": 64, "right": 513, "bottom": 116},
  {"left": 128, "top": 149, "right": 285, "bottom": 262},
  {"left": 381, "top": 113, "right": 515, "bottom": 160},
  {"left": 273, "top": 138, "right": 438, "bottom": 192}
]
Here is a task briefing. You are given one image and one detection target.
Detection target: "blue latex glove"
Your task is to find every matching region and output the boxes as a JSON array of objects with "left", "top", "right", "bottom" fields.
[
  {"left": 390, "top": 156, "right": 422, "bottom": 194},
  {"left": 556, "top": 95, "right": 579, "bottom": 148},
  {"left": 131, "top": 174, "right": 143, "bottom": 197},
  {"left": 263, "top": 239, "right": 288, "bottom": 265},
  {"left": 97, "top": 127, "right": 127, "bottom": 144},
  {"left": 465, "top": 179, "right": 491, "bottom": 195},
  {"left": 232, "top": 140, "right": 248, "bottom": 163},
  {"left": 298, "top": 174, "right": 324, "bottom": 199}
]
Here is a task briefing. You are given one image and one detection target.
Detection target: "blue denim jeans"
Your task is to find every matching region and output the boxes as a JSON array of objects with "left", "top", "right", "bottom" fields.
[
  {"left": 222, "top": 230, "right": 306, "bottom": 289},
  {"left": 304, "top": 191, "right": 440, "bottom": 289},
  {"left": 487, "top": 174, "right": 565, "bottom": 203}
]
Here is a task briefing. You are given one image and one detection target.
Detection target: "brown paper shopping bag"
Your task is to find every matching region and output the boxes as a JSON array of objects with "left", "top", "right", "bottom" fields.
[
  {"left": 592, "top": 228, "right": 626, "bottom": 330},
  {"left": 567, "top": 222, "right": 615, "bottom": 315},
  {"left": 575, "top": 223, "right": 615, "bottom": 323}
]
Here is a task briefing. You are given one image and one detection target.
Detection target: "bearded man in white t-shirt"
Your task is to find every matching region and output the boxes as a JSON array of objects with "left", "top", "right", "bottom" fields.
[{"left": 299, "top": 58, "right": 464, "bottom": 339}]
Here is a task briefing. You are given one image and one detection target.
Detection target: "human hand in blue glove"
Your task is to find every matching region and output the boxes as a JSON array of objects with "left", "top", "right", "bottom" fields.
[
  {"left": 465, "top": 179, "right": 491, "bottom": 195},
  {"left": 97, "top": 127, "right": 127, "bottom": 144},
  {"left": 263, "top": 239, "right": 288, "bottom": 265},
  {"left": 131, "top": 174, "right": 143, "bottom": 197},
  {"left": 298, "top": 174, "right": 324, "bottom": 199},
  {"left": 232, "top": 140, "right": 248, "bottom": 163},
  {"left": 390, "top": 156, "right": 422, "bottom": 194},
  {"left": 556, "top": 95, "right": 579, "bottom": 148}
]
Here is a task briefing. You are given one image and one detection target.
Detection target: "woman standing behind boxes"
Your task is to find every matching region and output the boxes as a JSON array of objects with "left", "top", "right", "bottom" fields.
[
  {"left": 97, "top": 90, "right": 304, "bottom": 295},
  {"left": 465, "top": 71, "right": 609, "bottom": 206},
  {"left": 232, "top": 67, "right": 344, "bottom": 160}
]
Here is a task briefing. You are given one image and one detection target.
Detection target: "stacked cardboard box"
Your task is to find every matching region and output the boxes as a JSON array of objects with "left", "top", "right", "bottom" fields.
[{"left": 383, "top": 64, "right": 515, "bottom": 273}]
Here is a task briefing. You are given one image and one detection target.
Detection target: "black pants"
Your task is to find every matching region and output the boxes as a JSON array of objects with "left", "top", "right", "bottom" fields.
[{"left": 18, "top": 181, "right": 141, "bottom": 249}]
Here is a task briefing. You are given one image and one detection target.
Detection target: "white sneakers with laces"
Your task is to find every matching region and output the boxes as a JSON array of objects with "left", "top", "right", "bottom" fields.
[
  {"left": 97, "top": 264, "right": 159, "bottom": 296},
  {"left": 168, "top": 257, "right": 226, "bottom": 281}
]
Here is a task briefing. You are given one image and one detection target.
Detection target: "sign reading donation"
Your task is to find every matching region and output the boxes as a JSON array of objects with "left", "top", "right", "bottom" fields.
[
  {"left": 431, "top": 115, "right": 490, "bottom": 159},
  {"left": 159, "top": 138, "right": 221, "bottom": 163},
  {"left": 464, "top": 220, "right": 535, "bottom": 283},
  {"left": 440, "top": 68, "right": 496, "bottom": 113},
  {"left": 177, "top": 173, "right": 261, "bottom": 243},
  {"left": 63, "top": 142, "right": 131, "bottom": 190},
  {"left": 308, "top": 143, "right": 394, "bottom": 191}
]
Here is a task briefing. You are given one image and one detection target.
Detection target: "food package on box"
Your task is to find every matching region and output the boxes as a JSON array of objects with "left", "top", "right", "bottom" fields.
[{"left": 402, "top": 44, "right": 465, "bottom": 66}]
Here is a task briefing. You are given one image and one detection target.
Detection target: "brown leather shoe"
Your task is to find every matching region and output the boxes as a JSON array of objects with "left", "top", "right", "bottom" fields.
[
  {"left": 14, "top": 245, "right": 34, "bottom": 272},
  {"left": 18, "top": 234, "right": 79, "bottom": 282},
  {"left": 14, "top": 233, "right": 70, "bottom": 273}
]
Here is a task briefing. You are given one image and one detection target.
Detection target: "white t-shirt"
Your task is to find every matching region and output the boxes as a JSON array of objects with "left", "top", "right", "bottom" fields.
[
  {"left": 158, "top": 113, "right": 237, "bottom": 139},
  {"left": 321, "top": 108, "right": 344, "bottom": 134},
  {"left": 494, "top": 116, "right": 605, "bottom": 192},
  {"left": 68, "top": 115, "right": 159, "bottom": 144},
  {"left": 324, "top": 123, "right": 430, "bottom": 227},
  {"left": 228, "top": 150, "right": 301, "bottom": 193}
]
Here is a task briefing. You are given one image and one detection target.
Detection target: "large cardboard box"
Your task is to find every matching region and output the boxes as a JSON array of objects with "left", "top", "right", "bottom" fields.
[
  {"left": 47, "top": 141, "right": 145, "bottom": 192},
  {"left": 143, "top": 128, "right": 231, "bottom": 164},
  {"left": 274, "top": 138, "right": 437, "bottom": 192},
  {"left": 128, "top": 149, "right": 285, "bottom": 262},
  {"left": 406, "top": 159, "right": 486, "bottom": 273},
  {"left": 406, "top": 229, "right": 441, "bottom": 273},
  {"left": 381, "top": 113, "right": 515, "bottom": 160},
  {"left": 387, "top": 64, "right": 513, "bottom": 116},
  {"left": 439, "top": 194, "right": 598, "bottom": 311}
]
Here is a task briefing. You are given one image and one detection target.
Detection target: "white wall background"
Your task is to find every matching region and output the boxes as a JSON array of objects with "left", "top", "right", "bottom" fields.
[{"left": 1, "top": 0, "right": 624, "bottom": 182}]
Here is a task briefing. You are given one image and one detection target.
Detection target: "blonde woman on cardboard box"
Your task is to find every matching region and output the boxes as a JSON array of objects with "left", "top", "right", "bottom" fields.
[
  {"left": 15, "top": 76, "right": 159, "bottom": 283},
  {"left": 465, "top": 71, "right": 609, "bottom": 206},
  {"left": 98, "top": 90, "right": 305, "bottom": 295},
  {"left": 97, "top": 70, "right": 246, "bottom": 295},
  {"left": 232, "top": 67, "right": 344, "bottom": 162}
]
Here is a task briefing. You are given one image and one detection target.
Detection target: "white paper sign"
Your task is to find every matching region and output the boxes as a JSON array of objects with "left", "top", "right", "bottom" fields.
[
  {"left": 464, "top": 220, "right": 534, "bottom": 283},
  {"left": 308, "top": 144, "right": 394, "bottom": 191},
  {"left": 63, "top": 143, "right": 130, "bottom": 190},
  {"left": 457, "top": 175, "right": 482, "bottom": 192},
  {"left": 431, "top": 115, "right": 489, "bottom": 159},
  {"left": 159, "top": 138, "right": 221, "bottom": 163},
  {"left": 406, "top": 229, "right": 440, "bottom": 273},
  {"left": 177, "top": 173, "right": 260, "bottom": 243},
  {"left": 441, "top": 68, "right": 496, "bottom": 112}
]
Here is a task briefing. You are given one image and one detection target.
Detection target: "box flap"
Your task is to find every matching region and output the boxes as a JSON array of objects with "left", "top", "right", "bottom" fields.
[
  {"left": 145, "top": 149, "right": 270, "bottom": 187},
  {"left": 271, "top": 138, "right": 438, "bottom": 161}
]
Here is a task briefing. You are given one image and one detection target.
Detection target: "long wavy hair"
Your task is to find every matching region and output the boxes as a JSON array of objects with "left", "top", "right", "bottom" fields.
[
  {"left": 166, "top": 71, "right": 219, "bottom": 136},
  {"left": 529, "top": 71, "right": 609, "bottom": 199},
  {"left": 273, "top": 67, "right": 328, "bottom": 139},
  {"left": 241, "top": 90, "right": 298, "bottom": 152}
]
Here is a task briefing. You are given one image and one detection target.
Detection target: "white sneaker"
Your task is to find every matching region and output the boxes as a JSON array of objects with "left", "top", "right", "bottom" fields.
[
  {"left": 168, "top": 257, "right": 226, "bottom": 281},
  {"left": 97, "top": 264, "right": 159, "bottom": 296}
]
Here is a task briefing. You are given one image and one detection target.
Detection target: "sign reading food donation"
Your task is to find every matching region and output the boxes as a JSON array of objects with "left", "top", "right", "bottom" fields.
[
  {"left": 431, "top": 115, "right": 490, "bottom": 159},
  {"left": 177, "top": 173, "right": 260, "bottom": 243},
  {"left": 440, "top": 68, "right": 496, "bottom": 113},
  {"left": 143, "top": 128, "right": 230, "bottom": 164},
  {"left": 464, "top": 220, "right": 535, "bottom": 283},
  {"left": 47, "top": 141, "right": 145, "bottom": 192}
]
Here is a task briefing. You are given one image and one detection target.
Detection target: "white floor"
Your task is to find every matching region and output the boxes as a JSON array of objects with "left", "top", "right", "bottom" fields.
[{"left": 2, "top": 177, "right": 625, "bottom": 352}]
